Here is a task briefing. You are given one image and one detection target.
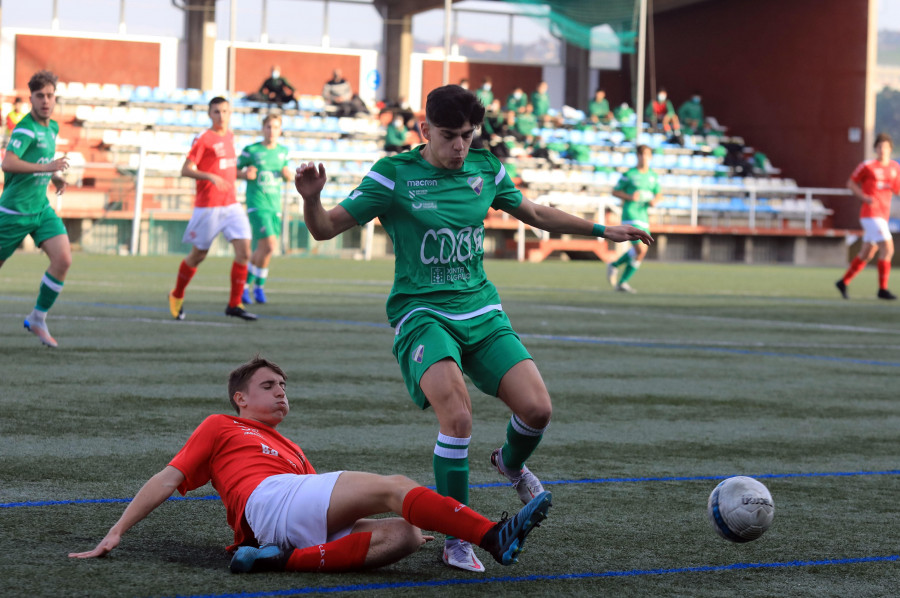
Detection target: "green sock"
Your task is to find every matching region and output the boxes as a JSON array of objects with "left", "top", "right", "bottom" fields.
[
  {"left": 246, "top": 264, "right": 259, "bottom": 286},
  {"left": 619, "top": 261, "right": 641, "bottom": 285},
  {"left": 612, "top": 251, "right": 632, "bottom": 268},
  {"left": 35, "top": 272, "right": 64, "bottom": 312},
  {"left": 433, "top": 434, "right": 470, "bottom": 540},
  {"left": 256, "top": 267, "right": 269, "bottom": 288},
  {"left": 501, "top": 414, "right": 546, "bottom": 471}
]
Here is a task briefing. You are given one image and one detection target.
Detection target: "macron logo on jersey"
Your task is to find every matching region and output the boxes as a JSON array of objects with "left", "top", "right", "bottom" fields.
[{"left": 407, "top": 179, "right": 438, "bottom": 187}]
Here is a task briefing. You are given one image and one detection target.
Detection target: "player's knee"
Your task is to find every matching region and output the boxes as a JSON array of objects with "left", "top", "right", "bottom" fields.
[{"left": 518, "top": 397, "right": 552, "bottom": 429}]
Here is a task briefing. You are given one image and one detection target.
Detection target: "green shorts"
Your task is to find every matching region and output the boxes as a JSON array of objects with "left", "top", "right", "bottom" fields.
[
  {"left": 392, "top": 309, "right": 532, "bottom": 409},
  {"left": 0, "top": 207, "right": 67, "bottom": 260},
  {"left": 247, "top": 209, "right": 281, "bottom": 246}
]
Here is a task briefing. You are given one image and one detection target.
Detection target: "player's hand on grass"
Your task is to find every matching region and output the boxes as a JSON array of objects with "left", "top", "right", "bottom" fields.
[
  {"left": 68, "top": 532, "right": 120, "bottom": 559},
  {"left": 603, "top": 225, "right": 654, "bottom": 245},
  {"left": 295, "top": 162, "right": 328, "bottom": 200}
]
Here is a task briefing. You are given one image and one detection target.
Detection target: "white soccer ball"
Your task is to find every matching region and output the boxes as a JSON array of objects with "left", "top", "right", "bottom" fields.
[{"left": 707, "top": 476, "right": 774, "bottom": 542}]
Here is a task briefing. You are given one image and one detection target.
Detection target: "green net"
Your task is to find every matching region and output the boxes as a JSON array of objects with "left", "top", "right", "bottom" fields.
[{"left": 504, "top": 0, "right": 638, "bottom": 53}]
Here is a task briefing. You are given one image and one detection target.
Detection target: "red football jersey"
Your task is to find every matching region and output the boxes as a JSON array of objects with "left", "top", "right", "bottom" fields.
[
  {"left": 168, "top": 414, "right": 315, "bottom": 550},
  {"left": 850, "top": 159, "right": 900, "bottom": 220},
  {"left": 187, "top": 129, "right": 237, "bottom": 207}
]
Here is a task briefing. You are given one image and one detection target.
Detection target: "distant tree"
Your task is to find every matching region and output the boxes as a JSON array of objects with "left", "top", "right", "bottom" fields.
[{"left": 875, "top": 86, "right": 900, "bottom": 155}]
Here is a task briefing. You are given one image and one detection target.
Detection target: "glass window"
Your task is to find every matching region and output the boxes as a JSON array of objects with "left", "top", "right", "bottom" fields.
[
  {"left": 126, "top": 0, "right": 183, "bottom": 37},
  {"left": 327, "top": 2, "right": 382, "bottom": 51},
  {"left": 268, "top": 0, "right": 324, "bottom": 46},
  {"left": 511, "top": 15, "right": 560, "bottom": 65},
  {"left": 1, "top": 0, "right": 54, "bottom": 29},
  {"left": 216, "top": 0, "right": 263, "bottom": 42}
]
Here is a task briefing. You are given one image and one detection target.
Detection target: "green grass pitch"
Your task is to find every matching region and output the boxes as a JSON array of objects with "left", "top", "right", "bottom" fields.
[{"left": 1, "top": 253, "right": 898, "bottom": 597}]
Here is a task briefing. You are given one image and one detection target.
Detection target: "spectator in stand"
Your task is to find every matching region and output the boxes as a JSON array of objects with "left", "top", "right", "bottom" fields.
[
  {"left": 514, "top": 103, "right": 538, "bottom": 143},
  {"left": 4, "top": 97, "right": 27, "bottom": 142},
  {"left": 588, "top": 89, "right": 612, "bottom": 125},
  {"left": 459, "top": 78, "right": 470, "bottom": 90},
  {"left": 677, "top": 92, "right": 705, "bottom": 135},
  {"left": 475, "top": 77, "right": 494, "bottom": 108},
  {"left": 322, "top": 68, "right": 369, "bottom": 118},
  {"left": 506, "top": 87, "right": 528, "bottom": 114},
  {"left": 645, "top": 88, "right": 681, "bottom": 137},
  {"left": 613, "top": 102, "right": 637, "bottom": 141},
  {"left": 836, "top": 132, "right": 899, "bottom": 301},
  {"left": 486, "top": 109, "right": 524, "bottom": 160},
  {"left": 250, "top": 66, "right": 297, "bottom": 109},
  {"left": 384, "top": 114, "right": 411, "bottom": 154},
  {"left": 530, "top": 81, "right": 550, "bottom": 119}
]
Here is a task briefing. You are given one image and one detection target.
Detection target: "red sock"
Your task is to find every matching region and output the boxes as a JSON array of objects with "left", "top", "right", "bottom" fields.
[
  {"left": 401, "top": 486, "right": 495, "bottom": 546},
  {"left": 230, "top": 262, "right": 248, "bottom": 308},
  {"left": 285, "top": 532, "right": 372, "bottom": 572},
  {"left": 842, "top": 256, "right": 867, "bottom": 285},
  {"left": 878, "top": 259, "right": 891, "bottom": 290},
  {"left": 172, "top": 260, "right": 197, "bottom": 299}
]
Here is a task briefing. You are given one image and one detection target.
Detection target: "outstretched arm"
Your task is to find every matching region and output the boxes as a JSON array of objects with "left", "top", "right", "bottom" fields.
[
  {"left": 68, "top": 466, "right": 185, "bottom": 559},
  {"left": 508, "top": 197, "right": 653, "bottom": 245},
  {"left": 295, "top": 162, "right": 358, "bottom": 240}
]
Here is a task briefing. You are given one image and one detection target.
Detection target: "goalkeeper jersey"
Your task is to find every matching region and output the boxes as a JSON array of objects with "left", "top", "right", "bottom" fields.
[
  {"left": 0, "top": 113, "right": 59, "bottom": 215},
  {"left": 340, "top": 146, "right": 523, "bottom": 326}
]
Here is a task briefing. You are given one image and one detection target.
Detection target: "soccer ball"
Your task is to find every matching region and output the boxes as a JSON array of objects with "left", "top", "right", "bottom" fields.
[{"left": 707, "top": 476, "right": 774, "bottom": 542}]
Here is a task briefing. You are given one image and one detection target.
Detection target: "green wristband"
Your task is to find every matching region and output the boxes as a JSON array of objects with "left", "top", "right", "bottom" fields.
[{"left": 592, "top": 223, "right": 606, "bottom": 238}]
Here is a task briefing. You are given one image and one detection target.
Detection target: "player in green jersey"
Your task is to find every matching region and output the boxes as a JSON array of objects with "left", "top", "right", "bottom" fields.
[
  {"left": 0, "top": 70, "right": 70, "bottom": 348},
  {"left": 238, "top": 113, "right": 292, "bottom": 305},
  {"left": 607, "top": 145, "right": 661, "bottom": 294},
  {"left": 296, "top": 85, "right": 651, "bottom": 571}
]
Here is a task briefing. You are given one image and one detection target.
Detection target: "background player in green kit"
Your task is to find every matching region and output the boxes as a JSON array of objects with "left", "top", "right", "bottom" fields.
[
  {"left": 0, "top": 70, "right": 70, "bottom": 347},
  {"left": 295, "top": 85, "right": 652, "bottom": 572},
  {"left": 607, "top": 144, "right": 661, "bottom": 294},
  {"left": 237, "top": 113, "right": 292, "bottom": 304}
]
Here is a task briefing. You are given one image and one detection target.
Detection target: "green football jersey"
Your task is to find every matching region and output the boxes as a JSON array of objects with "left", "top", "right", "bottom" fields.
[
  {"left": 0, "top": 113, "right": 59, "bottom": 215},
  {"left": 614, "top": 166, "right": 660, "bottom": 226},
  {"left": 340, "top": 146, "right": 523, "bottom": 326},
  {"left": 237, "top": 142, "right": 289, "bottom": 212}
]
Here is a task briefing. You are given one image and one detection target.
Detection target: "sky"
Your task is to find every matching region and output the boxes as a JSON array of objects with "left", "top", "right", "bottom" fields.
[{"left": 881, "top": 0, "right": 900, "bottom": 30}]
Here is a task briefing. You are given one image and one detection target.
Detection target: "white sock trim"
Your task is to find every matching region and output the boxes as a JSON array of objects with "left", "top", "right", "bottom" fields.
[{"left": 511, "top": 414, "right": 547, "bottom": 437}]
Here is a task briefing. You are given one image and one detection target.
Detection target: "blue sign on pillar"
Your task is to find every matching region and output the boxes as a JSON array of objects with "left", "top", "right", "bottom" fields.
[{"left": 367, "top": 70, "right": 381, "bottom": 91}]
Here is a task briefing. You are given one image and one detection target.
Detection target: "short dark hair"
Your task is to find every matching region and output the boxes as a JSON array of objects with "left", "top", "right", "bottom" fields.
[
  {"left": 227, "top": 356, "right": 286, "bottom": 414},
  {"left": 208, "top": 96, "right": 228, "bottom": 110},
  {"left": 28, "top": 71, "right": 58, "bottom": 93},
  {"left": 425, "top": 85, "right": 485, "bottom": 129},
  {"left": 636, "top": 144, "right": 652, "bottom": 155},
  {"left": 874, "top": 132, "right": 893, "bottom": 149}
]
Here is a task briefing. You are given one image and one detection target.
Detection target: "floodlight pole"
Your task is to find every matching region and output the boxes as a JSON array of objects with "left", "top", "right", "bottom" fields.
[
  {"left": 228, "top": 0, "right": 237, "bottom": 100},
  {"left": 442, "top": 0, "right": 452, "bottom": 84},
  {"left": 635, "top": 0, "right": 647, "bottom": 142}
]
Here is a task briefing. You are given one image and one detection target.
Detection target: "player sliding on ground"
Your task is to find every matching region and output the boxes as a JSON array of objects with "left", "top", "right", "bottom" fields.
[
  {"left": 0, "top": 70, "right": 70, "bottom": 348},
  {"left": 69, "top": 357, "right": 552, "bottom": 573},
  {"left": 295, "top": 84, "right": 652, "bottom": 571}
]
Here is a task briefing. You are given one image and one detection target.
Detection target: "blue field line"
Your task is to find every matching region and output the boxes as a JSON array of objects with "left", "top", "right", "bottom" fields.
[
  {"left": 4, "top": 470, "right": 897, "bottom": 510},
  {"left": 152, "top": 555, "right": 900, "bottom": 598}
]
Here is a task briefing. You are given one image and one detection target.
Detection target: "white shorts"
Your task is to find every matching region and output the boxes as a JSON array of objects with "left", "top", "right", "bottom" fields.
[
  {"left": 861, "top": 217, "right": 892, "bottom": 243},
  {"left": 182, "top": 204, "right": 251, "bottom": 250},
  {"left": 244, "top": 471, "right": 351, "bottom": 551}
]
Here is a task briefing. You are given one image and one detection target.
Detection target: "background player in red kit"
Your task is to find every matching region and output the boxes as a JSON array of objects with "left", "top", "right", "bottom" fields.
[
  {"left": 68, "top": 356, "right": 552, "bottom": 573},
  {"left": 168, "top": 96, "right": 257, "bottom": 321},
  {"left": 836, "top": 132, "right": 899, "bottom": 300}
]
